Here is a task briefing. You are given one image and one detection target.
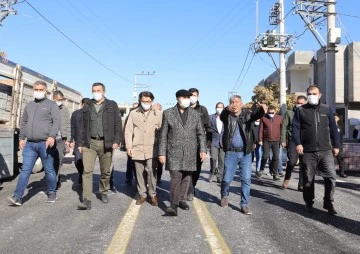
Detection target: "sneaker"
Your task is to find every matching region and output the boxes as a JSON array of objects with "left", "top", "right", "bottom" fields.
[
  {"left": 278, "top": 172, "right": 285, "bottom": 177},
  {"left": 255, "top": 171, "right": 263, "bottom": 179},
  {"left": 323, "top": 203, "right": 337, "bottom": 215},
  {"left": 8, "top": 195, "right": 22, "bottom": 206},
  {"left": 240, "top": 206, "right": 252, "bottom": 215},
  {"left": 47, "top": 193, "right": 57, "bottom": 203},
  {"left": 282, "top": 179, "right": 290, "bottom": 189},
  {"left": 220, "top": 197, "right": 228, "bottom": 208},
  {"left": 78, "top": 199, "right": 91, "bottom": 210}
]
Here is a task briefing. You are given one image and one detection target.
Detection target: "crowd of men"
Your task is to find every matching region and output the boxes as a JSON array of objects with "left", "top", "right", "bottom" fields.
[{"left": 7, "top": 81, "right": 346, "bottom": 216}]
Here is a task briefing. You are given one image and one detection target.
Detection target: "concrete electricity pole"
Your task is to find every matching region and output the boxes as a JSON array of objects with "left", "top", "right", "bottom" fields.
[
  {"left": 254, "top": 0, "right": 293, "bottom": 114},
  {"left": 295, "top": 0, "right": 341, "bottom": 108},
  {"left": 326, "top": 0, "right": 337, "bottom": 108},
  {"left": 279, "top": 0, "right": 286, "bottom": 114}
]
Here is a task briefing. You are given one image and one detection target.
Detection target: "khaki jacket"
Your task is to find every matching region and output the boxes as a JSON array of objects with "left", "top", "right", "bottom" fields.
[{"left": 125, "top": 107, "right": 163, "bottom": 160}]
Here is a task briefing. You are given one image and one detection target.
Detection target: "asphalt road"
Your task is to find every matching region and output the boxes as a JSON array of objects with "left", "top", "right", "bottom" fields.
[{"left": 0, "top": 150, "right": 359, "bottom": 254}]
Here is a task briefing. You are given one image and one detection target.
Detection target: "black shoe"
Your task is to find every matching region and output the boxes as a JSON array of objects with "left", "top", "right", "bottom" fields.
[
  {"left": 273, "top": 175, "right": 281, "bottom": 181},
  {"left": 339, "top": 173, "right": 347, "bottom": 178},
  {"left": 78, "top": 199, "right": 91, "bottom": 210},
  {"left": 166, "top": 205, "right": 178, "bottom": 216},
  {"left": 298, "top": 185, "right": 304, "bottom": 192},
  {"left": 305, "top": 203, "right": 314, "bottom": 213},
  {"left": 179, "top": 201, "right": 190, "bottom": 210},
  {"left": 323, "top": 203, "right": 337, "bottom": 215},
  {"left": 100, "top": 193, "right": 109, "bottom": 203},
  {"left": 217, "top": 177, "right": 221, "bottom": 183}
]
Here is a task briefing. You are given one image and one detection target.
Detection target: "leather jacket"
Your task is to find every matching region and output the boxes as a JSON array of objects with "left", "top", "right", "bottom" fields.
[{"left": 220, "top": 107, "right": 265, "bottom": 154}]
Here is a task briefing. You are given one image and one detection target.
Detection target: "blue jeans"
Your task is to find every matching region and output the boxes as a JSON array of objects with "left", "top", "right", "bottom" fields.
[
  {"left": 221, "top": 151, "right": 252, "bottom": 206},
  {"left": 255, "top": 144, "right": 262, "bottom": 172},
  {"left": 14, "top": 141, "right": 57, "bottom": 199}
]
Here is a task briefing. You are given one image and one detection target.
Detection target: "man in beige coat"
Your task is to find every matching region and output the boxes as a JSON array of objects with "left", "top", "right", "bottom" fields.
[{"left": 125, "top": 91, "right": 162, "bottom": 206}]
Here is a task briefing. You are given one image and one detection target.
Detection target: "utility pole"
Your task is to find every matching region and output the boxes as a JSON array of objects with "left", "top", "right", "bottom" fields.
[
  {"left": 326, "top": 0, "right": 337, "bottom": 108},
  {"left": 0, "top": 0, "right": 18, "bottom": 25},
  {"left": 133, "top": 71, "right": 155, "bottom": 102},
  {"left": 279, "top": 0, "right": 286, "bottom": 114},
  {"left": 254, "top": 0, "right": 293, "bottom": 114},
  {"left": 295, "top": 0, "right": 341, "bottom": 108}
]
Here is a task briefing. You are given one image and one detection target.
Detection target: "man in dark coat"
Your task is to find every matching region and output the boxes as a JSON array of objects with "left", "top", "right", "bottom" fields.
[
  {"left": 293, "top": 85, "right": 340, "bottom": 215},
  {"left": 77, "top": 82, "right": 122, "bottom": 210},
  {"left": 187, "top": 88, "right": 212, "bottom": 200},
  {"left": 70, "top": 98, "right": 89, "bottom": 185},
  {"left": 159, "top": 89, "right": 207, "bottom": 216}
]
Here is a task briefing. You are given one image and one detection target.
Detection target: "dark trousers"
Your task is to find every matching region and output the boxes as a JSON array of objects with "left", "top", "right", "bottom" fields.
[
  {"left": 284, "top": 138, "right": 303, "bottom": 186},
  {"left": 188, "top": 154, "right": 202, "bottom": 195},
  {"left": 74, "top": 144, "right": 84, "bottom": 184},
  {"left": 157, "top": 159, "right": 163, "bottom": 180},
  {"left": 169, "top": 170, "right": 192, "bottom": 206},
  {"left": 210, "top": 146, "right": 225, "bottom": 179},
  {"left": 301, "top": 150, "right": 336, "bottom": 205},
  {"left": 126, "top": 155, "right": 136, "bottom": 182},
  {"left": 335, "top": 148, "right": 345, "bottom": 174},
  {"left": 260, "top": 141, "right": 280, "bottom": 176},
  {"left": 54, "top": 139, "right": 65, "bottom": 183}
]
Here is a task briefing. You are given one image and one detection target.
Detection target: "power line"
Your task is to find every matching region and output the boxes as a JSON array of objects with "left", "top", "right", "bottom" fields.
[
  {"left": 24, "top": 0, "right": 132, "bottom": 83},
  {"left": 338, "top": 13, "right": 360, "bottom": 19},
  {"left": 157, "top": 0, "right": 253, "bottom": 73},
  {"left": 255, "top": 53, "right": 275, "bottom": 69},
  {"left": 231, "top": 45, "right": 251, "bottom": 92},
  {"left": 235, "top": 52, "right": 256, "bottom": 92}
]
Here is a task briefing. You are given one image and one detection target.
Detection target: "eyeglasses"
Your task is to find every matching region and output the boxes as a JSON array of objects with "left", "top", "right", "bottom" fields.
[
  {"left": 268, "top": 112, "right": 275, "bottom": 114},
  {"left": 140, "top": 101, "right": 152, "bottom": 103}
]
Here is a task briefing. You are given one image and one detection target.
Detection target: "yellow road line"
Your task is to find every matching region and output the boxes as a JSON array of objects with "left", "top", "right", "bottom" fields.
[
  {"left": 193, "top": 197, "right": 232, "bottom": 254},
  {"left": 106, "top": 200, "right": 141, "bottom": 254}
]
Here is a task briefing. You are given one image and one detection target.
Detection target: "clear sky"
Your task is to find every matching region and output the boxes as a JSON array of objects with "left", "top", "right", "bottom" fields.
[{"left": 1, "top": 0, "right": 359, "bottom": 112}]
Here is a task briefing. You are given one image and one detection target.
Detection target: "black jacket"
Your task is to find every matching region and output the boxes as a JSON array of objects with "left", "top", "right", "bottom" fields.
[
  {"left": 292, "top": 103, "right": 340, "bottom": 152},
  {"left": 78, "top": 99, "right": 122, "bottom": 149},
  {"left": 192, "top": 102, "right": 212, "bottom": 142},
  {"left": 221, "top": 107, "right": 265, "bottom": 154},
  {"left": 70, "top": 109, "right": 82, "bottom": 142}
]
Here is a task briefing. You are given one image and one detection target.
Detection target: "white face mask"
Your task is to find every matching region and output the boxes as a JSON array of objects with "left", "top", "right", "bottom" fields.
[
  {"left": 307, "top": 95, "right": 320, "bottom": 105},
  {"left": 141, "top": 103, "right": 151, "bottom": 111},
  {"left": 254, "top": 121, "right": 260, "bottom": 126},
  {"left": 179, "top": 98, "right": 191, "bottom": 109},
  {"left": 190, "top": 96, "right": 198, "bottom": 105},
  {"left": 56, "top": 101, "right": 62, "bottom": 107},
  {"left": 93, "top": 92, "right": 103, "bottom": 102},
  {"left": 216, "top": 108, "right": 223, "bottom": 115},
  {"left": 295, "top": 104, "right": 302, "bottom": 108},
  {"left": 268, "top": 113, "right": 275, "bottom": 118},
  {"left": 34, "top": 91, "right": 46, "bottom": 100}
]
